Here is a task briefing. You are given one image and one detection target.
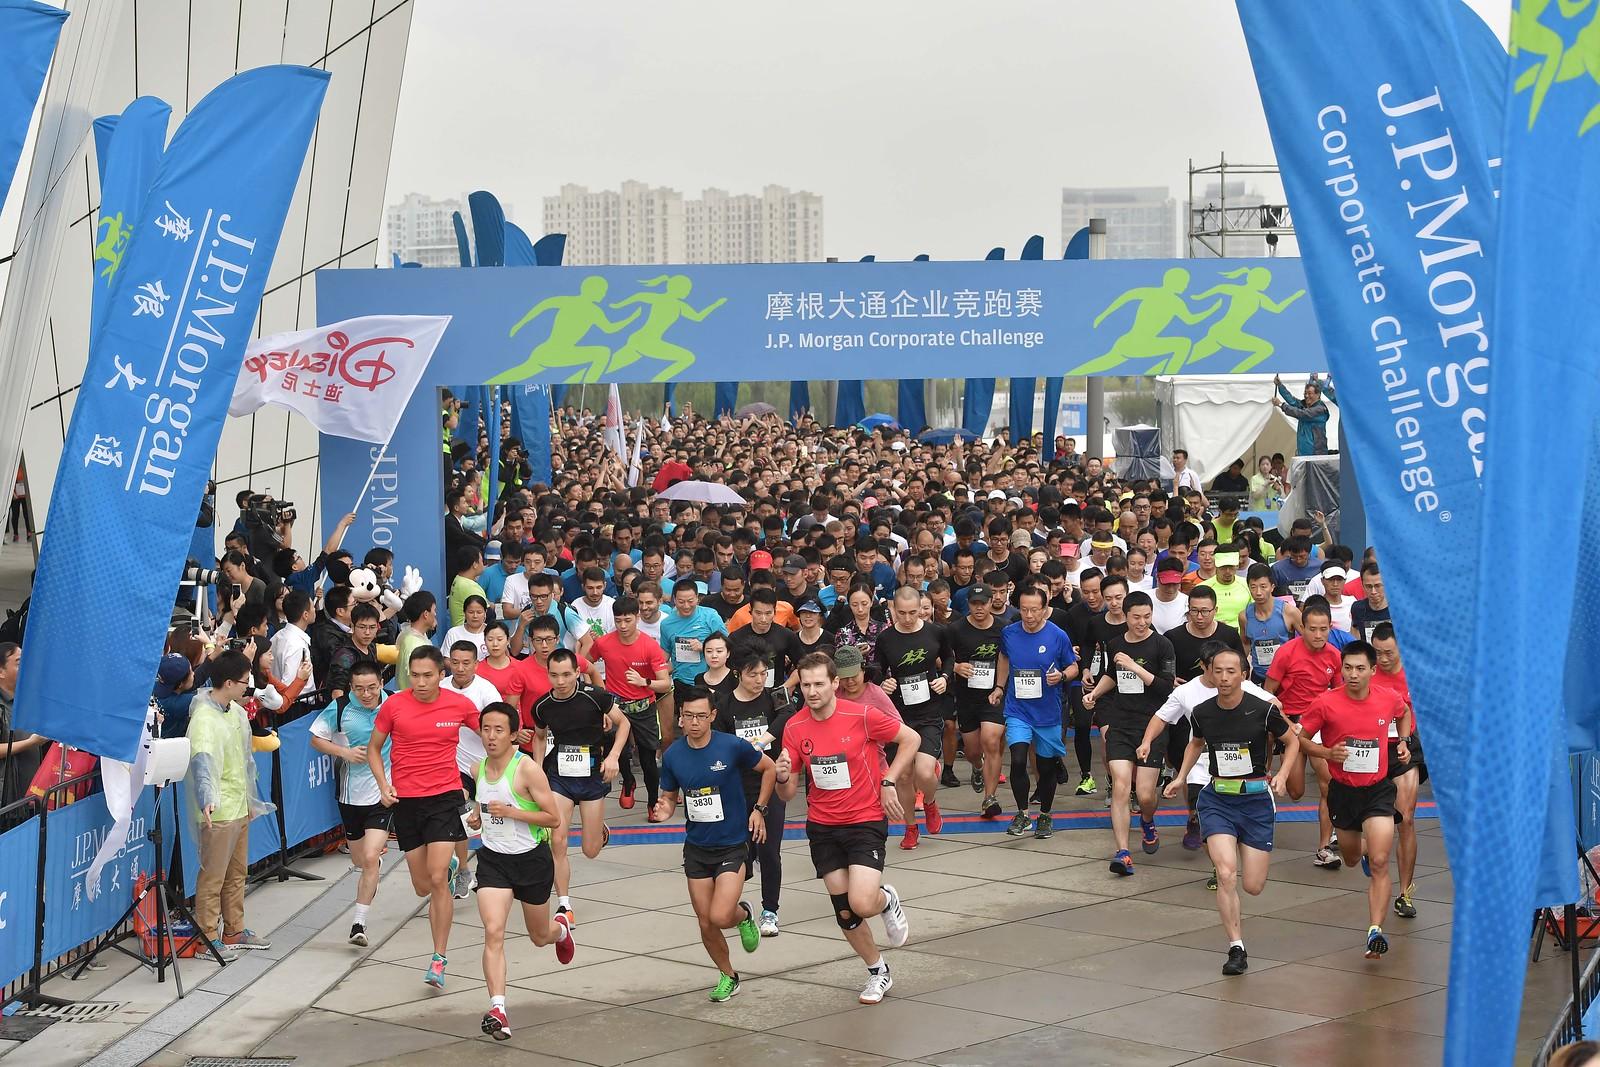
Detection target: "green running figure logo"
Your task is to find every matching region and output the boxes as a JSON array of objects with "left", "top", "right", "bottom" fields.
[
  {"left": 94, "top": 212, "right": 133, "bottom": 284},
  {"left": 491, "top": 274, "right": 727, "bottom": 385},
  {"left": 1512, "top": 0, "right": 1600, "bottom": 134},
  {"left": 1067, "top": 265, "right": 1305, "bottom": 376}
]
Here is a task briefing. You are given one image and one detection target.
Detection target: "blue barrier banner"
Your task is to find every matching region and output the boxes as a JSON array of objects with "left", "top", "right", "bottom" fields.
[
  {"left": 42, "top": 789, "right": 155, "bottom": 961},
  {"left": 0, "top": 814, "right": 39, "bottom": 987},
  {"left": 248, "top": 749, "right": 282, "bottom": 865},
  {"left": 169, "top": 753, "right": 280, "bottom": 897},
  {"left": 16, "top": 67, "right": 329, "bottom": 764},
  {"left": 90, "top": 97, "right": 171, "bottom": 344},
  {"left": 1235, "top": 4, "right": 1506, "bottom": 1064},
  {"left": 0, "top": 0, "right": 67, "bottom": 214},
  {"left": 277, "top": 715, "right": 339, "bottom": 848}
]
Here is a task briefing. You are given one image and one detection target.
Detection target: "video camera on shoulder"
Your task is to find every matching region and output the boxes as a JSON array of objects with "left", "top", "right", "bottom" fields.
[{"left": 245, "top": 493, "right": 296, "bottom": 527}]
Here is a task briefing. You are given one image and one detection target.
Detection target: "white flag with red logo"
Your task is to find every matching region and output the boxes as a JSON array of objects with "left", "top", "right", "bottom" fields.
[
  {"left": 604, "top": 382, "right": 627, "bottom": 459},
  {"left": 229, "top": 315, "right": 451, "bottom": 442}
]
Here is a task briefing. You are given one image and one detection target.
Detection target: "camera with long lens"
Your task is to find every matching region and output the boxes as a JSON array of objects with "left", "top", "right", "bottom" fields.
[{"left": 181, "top": 559, "right": 219, "bottom": 586}]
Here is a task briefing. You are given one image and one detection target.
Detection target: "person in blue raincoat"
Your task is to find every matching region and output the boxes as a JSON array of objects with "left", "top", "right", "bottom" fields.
[{"left": 1272, "top": 375, "right": 1333, "bottom": 456}]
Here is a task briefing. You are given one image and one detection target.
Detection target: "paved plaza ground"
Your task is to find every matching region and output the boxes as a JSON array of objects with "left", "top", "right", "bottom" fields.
[{"left": 1, "top": 762, "right": 1576, "bottom": 1067}]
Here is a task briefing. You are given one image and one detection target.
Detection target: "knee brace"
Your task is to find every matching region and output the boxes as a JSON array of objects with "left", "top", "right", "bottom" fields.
[{"left": 830, "top": 892, "right": 862, "bottom": 930}]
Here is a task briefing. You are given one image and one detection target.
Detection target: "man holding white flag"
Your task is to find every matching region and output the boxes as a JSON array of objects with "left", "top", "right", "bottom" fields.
[{"left": 231, "top": 315, "right": 451, "bottom": 442}]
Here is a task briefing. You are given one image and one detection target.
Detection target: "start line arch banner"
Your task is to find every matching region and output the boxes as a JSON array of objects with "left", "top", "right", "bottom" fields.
[{"left": 315, "top": 257, "right": 1325, "bottom": 584}]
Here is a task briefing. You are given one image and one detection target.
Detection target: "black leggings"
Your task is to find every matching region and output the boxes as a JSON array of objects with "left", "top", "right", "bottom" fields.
[
  {"left": 1067, "top": 686, "right": 1096, "bottom": 775},
  {"left": 1011, "top": 742, "right": 1060, "bottom": 813},
  {"left": 619, "top": 740, "right": 660, "bottom": 805},
  {"left": 745, "top": 794, "right": 786, "bottom": 913},
  {"left": 1166, "top": 717, "right": 1191, "bottom": 773}
]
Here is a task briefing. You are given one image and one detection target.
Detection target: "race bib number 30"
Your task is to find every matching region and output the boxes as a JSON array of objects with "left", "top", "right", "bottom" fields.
[{"left": 901, "top": 672, "right": 931, "bottom": 705}]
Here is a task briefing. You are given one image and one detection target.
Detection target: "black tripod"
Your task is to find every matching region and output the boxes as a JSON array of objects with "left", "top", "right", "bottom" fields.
[{"left": 71, "top": 784, "right": 226, "bottom": 996}]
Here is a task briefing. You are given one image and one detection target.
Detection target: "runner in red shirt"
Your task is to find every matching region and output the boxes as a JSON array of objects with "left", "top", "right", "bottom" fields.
[
  {"left": 776, "top": 652, "right": 919, "bottom": 1006},
  {"left": 368, "top": 645, "right": 480, "bottom": 988},
  {"left": 1369, "top": 621, "right": 1424, "bottom": 920},
  {"left": 591, "top": 597, "right": 672, "bottom": 814},
  {"left": 1298, "top": 640, "right": 1410, "bottom": 962},
  {"left": 1265, "top": 599, "right": 1343, "bottom": 869},
  {"left": 477, "top": 623, "right": 529, "bottom": 747}
]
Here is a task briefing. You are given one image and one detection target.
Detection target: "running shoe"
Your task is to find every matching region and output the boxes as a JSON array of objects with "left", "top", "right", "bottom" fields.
[
  {"left": 1006, "top": 812, "right": 1032, "bottom": 837},
  {"left": 940, "top": 766, "right": 960, "bottom": 789},
  {"left": 998, "top": 772, "right": 1007, "bottom": 785},
  {"left": 971, "top": 766, "right": 984, "bottom": 793},
  {"left": 737, "top": 902, "right": 760, "bottom": 953},
  {"left": 1141, "top": 818, "right": 1160, "bottom": 854},
  {"left": 1360, "top": 854, "right": 1371, "bottom": 878},
  {"left": 1182, "top": 815, "right": 1202, "bottom": 852},
  {"left": 600, "top": 823, "right": 611, "bottom": 849},
  {"left": 1312, "top": 847, "right": 1343, "bottom": 869},
  {"left": 982, "top": 794, "right": 1003, "bottom": 819},
  {"left": 1110, "top": 850, "right": 1135, "bottom": 877},
  {"left": 859, "top": 969, "right": 894, "bottom": 1005},
  {"left": 1075, "top": 774, "right": 1097, "bottom": 796},
  {"left": 554, "top": 911, "right": 575, "bottom": 965},
  {"left": 880, "top": 884, "right": 910, "bottom": 948},
  {"left": 915, "top": 791, "right": 925, "bottom": 813},
  {"left": 348, "top": 923, "right": 367, "bottom": 948},
  {"left": 1364, "top": 926, "right": 1389, "bottom": 959},
  {"left": 424, "top": 953, "right": 447, "bottom": 988},
  {"left": 481, "top": 1006, "right": 511, "bottom": 1041},
  {"left": 1222, "top": 945, "right": 1249, "bottom": 976},
  {"left": 224, "top": 929, "right": 271, "bottom": 951},
  {"left": 447, "top": 855, "right": 461, "bottom": 897},
  {"left": 1104, "top": 793, "right": 1113, "bottom": 809},
  {"left": 709, "top": 973, "right": 740, "bottom": 1002},
  {"left": 1207, "top": 870, "right": 1218, "bottom": 891},
  {"left": 618, "top": 787, "right": 636, "bottom": 810},
  {"left": 900, "top": 824, "right": 920, "bottom": 850},
  {"left": 556, "top": 903, "right": 576, "bottom": 929},
  {"left": 924, "top": 800, "right": 944, "bottom": 835},
  {"left": 759, "top": 909, "right": 780, "bottom": 937},
  {"left": 647, "top": 807, "right": 666, "bottom": 823},
  {"left": 1034, "top": 813, "right": 1054, "bottom": 840},
  {"left": 1394, "top": 886, "right": 1418, "bottom": 919}
]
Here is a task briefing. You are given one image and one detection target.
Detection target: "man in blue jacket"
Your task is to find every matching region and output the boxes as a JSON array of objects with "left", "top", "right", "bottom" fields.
[{"left": 1273, "top": 375, "right": 1332, "bottom": 456}]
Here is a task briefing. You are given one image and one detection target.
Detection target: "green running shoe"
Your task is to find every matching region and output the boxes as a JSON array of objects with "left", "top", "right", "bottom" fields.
[
  {"left": 737, "top": 902, "right": 760, "bottom": 953},
  {"left": 709, "top": 972, "right": 741, "bottom": 1002}
]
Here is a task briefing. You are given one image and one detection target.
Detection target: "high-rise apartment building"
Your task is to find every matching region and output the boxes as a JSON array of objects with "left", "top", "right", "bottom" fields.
[
  {"left": 545, "top": 182, "right": 823, "bottom": 265},
  {"left": 1061, "top": 187, "right": 1177, "bottom": 259},
  {"left": 384, "top": 192, "right": 516, "bottom": 268}
]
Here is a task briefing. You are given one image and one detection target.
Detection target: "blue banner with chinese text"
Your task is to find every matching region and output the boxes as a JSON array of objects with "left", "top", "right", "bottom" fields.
[
  {"left": 0, "top": 814, "right": 39, "bottom": 986},
  {"left": 42, "top": 789, "right": 155, "bottom": 961},
  {"left": 16, "top": 67, "right": 330, "bottom": 763},
  {"left": 0, "top": 0, "right": 67, "bottom": 215}
]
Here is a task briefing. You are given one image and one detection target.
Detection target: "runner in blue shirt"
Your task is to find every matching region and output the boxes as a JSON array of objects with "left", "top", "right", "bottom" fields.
[
  {"left": 655, "top": 687, "right": 774, "bottom": 1003},
  {"left": 659, "top": 578, "right": 729, "bottom": 708},
  {"left": 997, "top": 585, "right": 1078, "bottom": 841}
]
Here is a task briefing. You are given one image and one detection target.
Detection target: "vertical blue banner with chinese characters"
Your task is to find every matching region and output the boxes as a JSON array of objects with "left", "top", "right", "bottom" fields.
[
  {"left": 1235, "top": 4, "right": 1507, "bottom": 1065},
  {"left": 16, "top": 67, "right": 329, "bottom": 763},
  {"left": 90, "top": 97, "right": 171, "bottom": 344},
  {"left": 0, "top": 814, "right": 39, "bottom": 986},
  {"left": 0, "top": 0, "right": 67, "bottom": 214},
  {"left": 42, "top": 789, "right": 155, "bottom": 961},
  {"left": 278, "top": 714, "right": 338, "bottom": 847}
]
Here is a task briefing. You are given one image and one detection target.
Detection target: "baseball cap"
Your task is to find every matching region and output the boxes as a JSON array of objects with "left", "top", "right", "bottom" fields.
[
  {"left": 987, "top": 489, "right": 1007, "bottom": 500},
  {"left": 834, "top": 645, "right": 865, "bottom": 678},
  {"left": 155, "top": 654, "right": 192, "bottom": 698},
  {"left": 966, "top": 583, "right": 994, "bottom": 603},
  {"left": 783, "top": 554, "right": 807, "bottom": 573},
  {"left": 1320, "top": 565, "right": 1349, "bottom": 583},
  {"left": 1214, "top": 551, "right": 1240, "bottom": 568},
  {"left": 748, "top": 549, "right": 773, "bottom": 571},
  {"left": 798, "top": 599, "right": 824, "bottom": 615}
]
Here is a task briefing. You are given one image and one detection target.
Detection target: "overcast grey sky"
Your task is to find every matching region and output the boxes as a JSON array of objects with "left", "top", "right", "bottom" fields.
[{"left": 383, "top": 0, "right": 1511, "bottom": 262}]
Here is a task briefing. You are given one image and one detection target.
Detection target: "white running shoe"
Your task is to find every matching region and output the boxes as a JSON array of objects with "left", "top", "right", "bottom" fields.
[
  {"left": 880, "top": 884, "right": 910, "bottom": 949},
  {"left": 859, "top": 969, "right": 894, "bottom": 1005},
  {"left": 758, "top": 909, "right": 780, "bottom": 937}
]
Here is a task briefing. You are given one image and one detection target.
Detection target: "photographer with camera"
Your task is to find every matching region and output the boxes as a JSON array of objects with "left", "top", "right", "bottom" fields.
[{"left": 240, "top": 492, "right": 298, "bottom": 581}]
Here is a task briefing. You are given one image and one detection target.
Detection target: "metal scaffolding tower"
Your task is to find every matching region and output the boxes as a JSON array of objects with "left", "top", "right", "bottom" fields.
[{"left": 1187, "top": 153, "right": 1294, "bottom": 257}]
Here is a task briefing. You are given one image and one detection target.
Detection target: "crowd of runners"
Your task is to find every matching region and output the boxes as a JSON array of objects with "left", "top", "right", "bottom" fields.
[{"left": 227, "top": 397, "right": 1421, "bottom": 1039}]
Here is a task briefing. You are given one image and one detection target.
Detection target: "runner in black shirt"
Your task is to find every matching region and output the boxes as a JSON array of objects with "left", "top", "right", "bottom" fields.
[
  {"left": 1161, "top": 585, "right": 1241, "bottom": 798},
  {"left": 947, "top": 583, "right": 1007, "bottom": 818},
  {"left": 692, "top": 633, "right": 736, "bottom": 705},
  {"left": 712, "top": 649, "right": 795, "bottom": 938},
  {"left": 1063, "top": 569, "right": 1106, "bottom": 794},
  {"left": 729, "top": 590, "right": 804, "bottom": 698},
  {"left": 873, "top": 587, "right": 954, "bottom": 851},
  {"left": 531, "top": 650, "right": 630, "bottom": 926},
  {"left": 1084, "top": 590, "right": 1174, "bottom": 876},
  {"left": 1350, "top": 562, "right": 1391, "bottom": 642},
  {"left": 1166, "top": 647, "right": 1296, "bottom": 977}
]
